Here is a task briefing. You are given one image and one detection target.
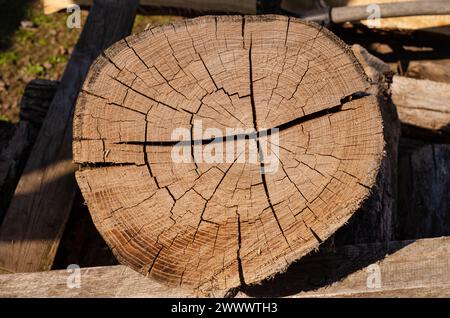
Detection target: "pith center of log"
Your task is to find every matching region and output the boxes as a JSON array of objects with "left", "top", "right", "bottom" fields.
[{"left": 73, "top": 15, "right": 384, "bottom": 290}]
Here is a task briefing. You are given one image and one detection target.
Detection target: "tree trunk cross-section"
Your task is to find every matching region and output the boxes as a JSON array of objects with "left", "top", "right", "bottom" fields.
[{"left": 73, "top": 15, "right": 384, "bottom": 291}]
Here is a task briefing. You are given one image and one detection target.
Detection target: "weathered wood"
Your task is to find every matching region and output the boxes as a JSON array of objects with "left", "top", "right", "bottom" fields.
[
  {"left": 396, "top": 144, "right": 450, "bottom": 240},
  {"left": 52, "top": 189, "right": 118, "bottom": 269},
  {"left": 0, "top": 264, "right": 200, "bottom": 298},
  {"left": 406, "top": 59, "right": 450, "bottom": 84},
  {"left": 0, "top": 124, "right": 16, "bottom": 167},
  {"left": 0, "top": 0, "right": 139, "bottom": 275},
  {"left": 240, "top": 236, "right": 450, "bottom": 297},
  {"left": 0, "top": 80, "right": 58, "bottom": 225},
  {"left": 74, "top": 15, "right": 385, "bottom": 291},
  {"left": 392, "top": 76, "right": 450, "bottom": 136},
  {"left": 43, "top": 0, "right": 257, "bottom": 14},
  {"left": 0, "top": 236, "right": 449, "bottom": 297},
  {"left": 282, "top": 0, "right": 450, "bottom": 30}
]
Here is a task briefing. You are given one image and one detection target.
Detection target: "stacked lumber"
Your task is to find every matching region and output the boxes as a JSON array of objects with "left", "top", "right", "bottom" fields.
[{"left": 1, "top": 236, "right": 449, "bottom": 297}]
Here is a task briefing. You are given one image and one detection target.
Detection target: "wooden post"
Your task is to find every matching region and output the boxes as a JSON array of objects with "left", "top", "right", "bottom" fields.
[
  {"left": 0, "top": 0, "right": 139, "bottom": 274},
  {"left": 0, "top": 80, "right": 58, "bottom": 224},
  {"left": 73, "top": 16, "right": 385, "bottom": 291}
]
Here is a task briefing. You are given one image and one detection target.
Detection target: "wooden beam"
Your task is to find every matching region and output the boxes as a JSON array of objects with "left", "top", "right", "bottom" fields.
[
  {"left": 0, "top": 80, "right": 58, "bottom": 224},
  {"left": 396, "top": 144, "right": 450, "bottom": 240},
  {"left": 266, "top": 236, "right": 450, "bottom": 298},
  {"left": 0, "top": 237, "right": 449, "bottom": 297},
  {"left": 350, "top": 45, "right": 450, "bottom": 138},
  {"left": 281, "top": 0, "right": 450, "bottom": 31},
  {"left": 0, "top": 0, "right": 139, "bottom": 274},
  {"left": 392, "top": 76, "right": 450, "bottom": 136},
  {"left": 42, "top": 0, "right": 257, "bottom": 14}
]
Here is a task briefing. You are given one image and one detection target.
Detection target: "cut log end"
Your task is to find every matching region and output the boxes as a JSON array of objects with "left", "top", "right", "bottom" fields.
[{"left": 73, "top": 15, "right": 384, "bottom": 291}]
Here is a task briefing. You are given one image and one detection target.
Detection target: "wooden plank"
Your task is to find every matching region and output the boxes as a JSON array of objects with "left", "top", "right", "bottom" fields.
[
  {"left": 0, "top": 0, "right": 139, "bottom": 274},
  {"left": 392, "top": 76, "right": 450, "bottom": 135},
  {"left": 349, "top": 46, "right": 450, "bottom": 140},
  {"left": 0, "top": 265, "right": 201, "bottom": 297},
  {"left": 0, "top": 237, "right": 449, "bottom": 297},
  {"left": 406, "top": 59, "right": 450, "bottom": 84},
  {"left": 240, "top": 236, "right": 450, "bottom": 297},
  {"left": 42, "top": 0, "right": 257, "bottom": 14},
  {"left": 281, "top": 0, "right": 450, "bottom": 30},
  {"left": 396, "top": 144, "right": 450, "bottom": 240},
  {"left": 0, "top": 80, "right": 58, "bottom": 225}
]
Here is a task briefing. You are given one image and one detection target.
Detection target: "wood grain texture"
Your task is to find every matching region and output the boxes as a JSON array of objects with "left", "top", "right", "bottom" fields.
[
  {"left": 1, "top": 236, "right": 449, "bottom": 297},
  {"left": 392, "top": 76, "right": 450, "bottom": 135},
  {"left": 74, "top": 15, "right": 384, "bottom": 291},
  {"left": 287, "top": 236, "right": 450, "bottom": 298},
  {"left": 330, "top": 44, "right": 399, "bottom": 246},
  {"left": 239, "top": 236, "right": 450, "bottom": 297},
  {"left": 0, "top": 0, "right": 139, "bottom": 275}
]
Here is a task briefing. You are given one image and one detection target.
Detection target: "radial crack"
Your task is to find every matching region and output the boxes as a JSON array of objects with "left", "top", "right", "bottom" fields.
[{"left": 248, "top": 35, "right": 290, "bottom": 247}]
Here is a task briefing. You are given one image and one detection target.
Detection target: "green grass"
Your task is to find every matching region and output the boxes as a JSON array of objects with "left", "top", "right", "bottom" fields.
[
  {"left": 26, "top": 63, "right": 44, "bottom": 76},
  {"left": 0, "top": 51, "right": 18, "bottom": 65},
  {"left": 48, "top": 55, "right": 66, "bottom": 65},
  {"left": 32, "top": 13, "right": 52, "bottom": 27},
  {"left": 15, "top": 29, "right": 34, "bottom": 43},
  {"left": 37, "top": 38, "right": 48, "bottom": 46}
]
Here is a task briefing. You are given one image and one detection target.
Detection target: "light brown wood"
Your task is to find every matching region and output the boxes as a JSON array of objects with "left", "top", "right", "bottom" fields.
[
  {"left": 281, "top": 0, "right": 450, "bottom": 30},
  {"left": 330, "top": 44, "right": 399, "bottom": 245},
  {"left": 292, "top": 236, "right": 450, "bottom": 298},
  {"left": 240, "top": 236, "right": 450, "bottom": 297},
  {"left": 74, "top": 15, "right": 384, "bottom": 291},
  {"left": 392, "top": 76, "right": 450, "bottom": 135},
  {"left": 1, "top": 236, "right": 449, "bottom": 297},
  {"left": 407, "top": 59, "right": 450, "bottom": 84},
  {"left": 0, "top": 0, "right": 139, "bottom": 275}
]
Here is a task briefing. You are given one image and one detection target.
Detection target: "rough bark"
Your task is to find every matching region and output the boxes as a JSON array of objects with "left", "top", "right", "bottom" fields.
[
  {"left": 330, "top": 45, "right": 400, "bottom": 245},
  {"left": 74, "top": 16, "right": 385, "bottom": 291}
]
